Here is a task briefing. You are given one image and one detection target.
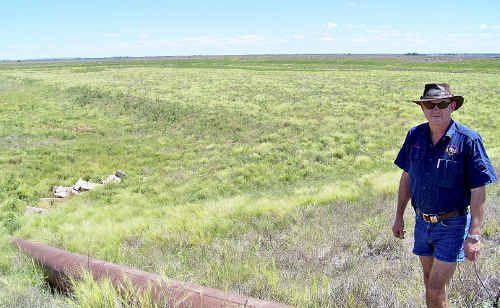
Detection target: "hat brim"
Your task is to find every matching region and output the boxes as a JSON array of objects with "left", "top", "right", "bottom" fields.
[{"left": 412, "top": 96, "right": 464, "bottom": 110}]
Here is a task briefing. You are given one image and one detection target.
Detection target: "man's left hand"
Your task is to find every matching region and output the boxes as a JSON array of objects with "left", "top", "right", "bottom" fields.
[{"left": 464, "top": 238, "right": 480, "bottom": 261}]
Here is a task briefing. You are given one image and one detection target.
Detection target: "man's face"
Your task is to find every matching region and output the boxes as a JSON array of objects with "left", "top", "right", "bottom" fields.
[{"left": 419, "top": 99, "right": 456, "bottom": 126}]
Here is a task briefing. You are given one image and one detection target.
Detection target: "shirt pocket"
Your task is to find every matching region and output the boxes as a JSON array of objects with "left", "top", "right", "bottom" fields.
[{"left": 436, "top": 159, "right": 464, "bottom": 188}]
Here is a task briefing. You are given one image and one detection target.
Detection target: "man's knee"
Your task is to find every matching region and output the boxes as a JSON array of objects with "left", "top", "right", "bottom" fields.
[
  {"left": 423, "top": 271, "right": 430, "bottom": 281},
  {"left": 422, "top": 272, "right": 430, "bottom": 289},
  {"left": 428, "top": 274, "right": 447, "bottom": 289},
  {"left": 427, "top": 285, "right": 446, "bottom": 302},
  {"left": 427, "top": 277, "right": 447, "bottom": 300}
]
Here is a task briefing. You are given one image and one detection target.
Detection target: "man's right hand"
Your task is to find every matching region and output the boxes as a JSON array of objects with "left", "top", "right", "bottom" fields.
[{"left": 392, "top": 218, "right": 405, "bottom": 239}]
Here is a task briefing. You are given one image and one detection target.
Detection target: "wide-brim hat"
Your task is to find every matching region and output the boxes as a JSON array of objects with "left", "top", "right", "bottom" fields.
[{"left": 412, "top": 83, "right": 464, "bottom": 110}]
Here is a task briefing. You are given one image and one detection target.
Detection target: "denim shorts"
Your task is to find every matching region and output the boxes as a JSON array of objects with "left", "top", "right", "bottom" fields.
[{"left": 413, "top": 213, "right": 471, "bottom": 263}]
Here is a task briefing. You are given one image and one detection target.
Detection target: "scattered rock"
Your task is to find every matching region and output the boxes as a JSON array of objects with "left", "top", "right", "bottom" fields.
[
  {"left": 102, "top": 170, "right": 126, "bottom": 184},
  {"left": 36, "top": 170, "right": 126, "bottom": 211},
  {"left": 115, "top": 170, "right": 127, "bottom": 178},
  {"left": 53, "top": 186, "right": 77, "bottom": 198},
  {"left": 102, "top": 174, "right": 121, "bottom": 185},
  {"left": 25, "top": 206, "right": 48, "bottom": 215},
  {"left": 73, "top": 178, "right": 102, "bottom": 192}
]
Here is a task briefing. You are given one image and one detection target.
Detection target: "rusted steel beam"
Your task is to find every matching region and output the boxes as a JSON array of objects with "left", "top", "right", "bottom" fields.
[{"left": 12, "top": 238, "right": 289, "bottom": 308}]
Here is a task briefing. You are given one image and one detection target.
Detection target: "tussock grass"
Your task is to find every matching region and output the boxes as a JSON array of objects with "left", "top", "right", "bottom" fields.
[
  {"left": 0, "top": 57, "right": 498, "bottom": 307},
  {"left": 67, "top": 272, "right": 160, "bottom": 308},
  {"left": 0, "top": 235, "right": 68, "bottom": 307}
]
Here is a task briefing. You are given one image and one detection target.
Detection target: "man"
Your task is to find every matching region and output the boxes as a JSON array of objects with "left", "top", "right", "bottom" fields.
[{"left": 392, "top": 83, "right": 497, "bottom": 308}]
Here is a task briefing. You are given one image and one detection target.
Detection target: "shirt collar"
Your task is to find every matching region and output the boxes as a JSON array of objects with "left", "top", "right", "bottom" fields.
[
  {"left": 444, "top": 119, "right": 457, "bottom": 140},
  {"left": 424, "top": 119, "right": 456, "bottom": 144}
]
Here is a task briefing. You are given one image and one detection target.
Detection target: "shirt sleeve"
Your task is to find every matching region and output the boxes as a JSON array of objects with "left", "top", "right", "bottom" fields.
[
  {"left": 394, "top": 130, "right": 412, "bottom": 172},
  {"left": 465, "top": 136, "right": 497, "bottom": 189}
]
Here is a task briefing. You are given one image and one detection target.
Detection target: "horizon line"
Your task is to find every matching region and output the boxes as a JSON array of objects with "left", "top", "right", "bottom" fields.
[{"left": 2, "top": 52, "right": 500, "bottom": 63}]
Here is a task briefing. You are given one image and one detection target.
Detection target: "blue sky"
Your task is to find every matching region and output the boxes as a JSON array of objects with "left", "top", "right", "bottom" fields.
[{"left": 1, "top": 0, "right": 499, "bottom": 60}]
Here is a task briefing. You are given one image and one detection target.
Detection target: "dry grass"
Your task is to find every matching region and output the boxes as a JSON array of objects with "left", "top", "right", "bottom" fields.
[{"left": 113, "top": 191, "right": 499, "bottom": 307}]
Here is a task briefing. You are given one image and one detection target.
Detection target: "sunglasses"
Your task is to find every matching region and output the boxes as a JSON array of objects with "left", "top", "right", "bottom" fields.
[{"left": 420, "top": 100, "right": 452, "bottom": 110}]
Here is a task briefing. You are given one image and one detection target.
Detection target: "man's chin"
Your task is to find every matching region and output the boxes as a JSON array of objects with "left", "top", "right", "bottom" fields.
[{"left": 428, "top": 117, "right": 448, "bottom": 125}]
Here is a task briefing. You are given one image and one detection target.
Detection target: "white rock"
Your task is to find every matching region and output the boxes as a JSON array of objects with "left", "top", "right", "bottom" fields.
[
  {"left": 115, "top": 170, "right": 127, "bottom": 178},
  {"left": 73, "top": 178, "right": 101, "bottom": 191},
  {"left": 102, "top": 174, "right": 121, "bottom": 185},
  {"left": 25, "top": 206, "right": 48, "bottom": 215},
  {"left": 53, "top": 186, "right": 74, "bottom": 198}
]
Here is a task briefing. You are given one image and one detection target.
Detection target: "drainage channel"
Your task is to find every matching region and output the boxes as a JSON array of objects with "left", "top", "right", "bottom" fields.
[{"left": 12, "top": 238, "right": 289, "bottom": 307}]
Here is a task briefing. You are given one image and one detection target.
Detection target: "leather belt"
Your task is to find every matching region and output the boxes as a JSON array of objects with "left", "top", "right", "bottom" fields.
[{"left": 416, "top": 207, "right": 469, "bottom": 223}]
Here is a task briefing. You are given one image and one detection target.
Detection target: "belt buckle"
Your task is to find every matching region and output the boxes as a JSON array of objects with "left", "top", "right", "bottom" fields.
[{"left": 423, "top": 214, "right": 438, "bottom": 223}]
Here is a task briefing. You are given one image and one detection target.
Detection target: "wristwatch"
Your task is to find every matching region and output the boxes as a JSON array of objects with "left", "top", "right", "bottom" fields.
[{"left": 466, "top": 234, "right": 481, "bottom": 243}]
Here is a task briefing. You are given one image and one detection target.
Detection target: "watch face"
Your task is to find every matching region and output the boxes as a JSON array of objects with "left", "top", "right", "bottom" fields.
[{"left": 467, "top": 235, "right": 481, "bottom": 242}]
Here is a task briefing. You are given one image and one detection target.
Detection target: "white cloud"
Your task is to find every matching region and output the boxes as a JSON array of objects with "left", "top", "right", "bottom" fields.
[
  {"left": 327, "top": 22, "right": 338, "bottom": 29},
  {"left": 401, "top": 33, "right": 425, "bottom": 45},
  {"left": 373, "top": 31, "right": 401, "bottom": 40},
  {"left": 239, "top": 34, "right": 260, "bottom": 41},
  {"left": 480, "top": 24, "right": 500, "bottom": 30},
  {"left": 448, "top": 32, "right": 475, "bottom": 38},
  {"left": 182, "top": 34, "right": 265, "bottom": 46},
  {"left": 103, "top": 33, "right": 121, "bottom": 38},
  {"left": 351, "top": 37, "right": 368, "bottom": 43},
  {"left": 3, "top": 23, "right": 500, "bottom": 60}
]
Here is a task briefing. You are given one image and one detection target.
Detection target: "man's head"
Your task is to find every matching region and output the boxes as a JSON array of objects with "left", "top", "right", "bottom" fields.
[{"left": 412, "top": 83, "right": 464, "bottom": 126}]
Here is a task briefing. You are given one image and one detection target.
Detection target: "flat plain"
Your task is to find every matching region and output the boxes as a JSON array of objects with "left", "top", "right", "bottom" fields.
[{"left": 0, "top": 56, "right": 498, "bottom": 307}]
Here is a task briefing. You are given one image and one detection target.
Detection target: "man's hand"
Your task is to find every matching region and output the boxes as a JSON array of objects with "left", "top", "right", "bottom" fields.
[
  {"left": 392, "top": 218, "right": 405, "bottom": 239},
  {"left": 464, "top": 238, "right": 480, "bottom": 261},
  {"left": 393, "top": 171, "right": 410, "bottom": 240},
  {"left": 466, "top": 186, "right": 485, "bottom": 262}
]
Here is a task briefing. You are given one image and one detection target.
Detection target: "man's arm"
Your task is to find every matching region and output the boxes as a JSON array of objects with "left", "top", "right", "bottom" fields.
[
  {"left": 469, "top": 186, "right": 486, "bottom": 235},
  {"left": 392, "top": 171, "right": 410, "bottom": 239},
  {"left": 464, "top": 186, "right": 486, "bottom": 261}
]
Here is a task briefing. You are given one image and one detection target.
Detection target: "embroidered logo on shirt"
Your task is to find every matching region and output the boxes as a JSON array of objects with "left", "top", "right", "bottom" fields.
[{"left": 446, "top": 145, "right": 459, "bottom": 157}]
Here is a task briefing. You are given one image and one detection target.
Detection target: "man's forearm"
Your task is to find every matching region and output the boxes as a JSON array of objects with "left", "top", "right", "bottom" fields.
[
  {"left": 396, "top": 172, "right": 411, "bottom": 219},
  {"left": 469, "top": 186, "right": 486, "bottom": 235}
]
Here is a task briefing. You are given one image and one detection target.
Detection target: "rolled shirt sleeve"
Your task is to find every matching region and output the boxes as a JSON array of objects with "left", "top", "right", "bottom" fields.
[
  {"left": 465, "top": 136, "right": 497, "bottom": 189},
  {"left": 394, "top": 130, "right": 412, "bottom": 172}
]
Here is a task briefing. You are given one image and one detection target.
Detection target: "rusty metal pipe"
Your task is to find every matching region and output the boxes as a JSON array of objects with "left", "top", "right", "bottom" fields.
[{"left": 12, "top": 238, "right": 288, "bottom": 307}]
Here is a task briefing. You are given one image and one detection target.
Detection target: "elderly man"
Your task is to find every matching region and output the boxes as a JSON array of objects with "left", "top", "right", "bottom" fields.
[{"left": 392, "top": 83, "right": 497, "bottom": 308}]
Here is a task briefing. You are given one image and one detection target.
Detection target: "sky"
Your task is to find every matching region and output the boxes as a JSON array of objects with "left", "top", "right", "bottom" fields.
[{"left": 1, "top": 0, "right": 499, "bottom": 60}]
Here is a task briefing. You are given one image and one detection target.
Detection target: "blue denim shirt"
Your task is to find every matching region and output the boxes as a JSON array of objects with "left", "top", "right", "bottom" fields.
[{"left": 395, "top": 120, "right": 497, "bottom": 214}]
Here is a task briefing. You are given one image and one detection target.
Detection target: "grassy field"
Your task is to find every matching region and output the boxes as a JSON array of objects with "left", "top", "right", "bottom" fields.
[{"left": 0, "top": 56, "right": 498, "bottom": 307}]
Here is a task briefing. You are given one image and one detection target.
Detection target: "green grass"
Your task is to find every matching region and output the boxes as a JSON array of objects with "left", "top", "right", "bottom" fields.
[{"left": 0, "top": 56, "right": 498, "bottom": 307}]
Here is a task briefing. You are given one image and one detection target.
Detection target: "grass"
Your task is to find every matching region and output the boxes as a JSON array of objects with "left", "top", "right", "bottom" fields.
[{"left": 0, "top": 56, "right": 498, "bottom": 307}]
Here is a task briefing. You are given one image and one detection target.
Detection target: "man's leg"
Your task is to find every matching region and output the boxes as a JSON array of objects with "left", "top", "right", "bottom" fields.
[
  {"left": 427, "top": 259, "right": 457, "bottom": 308},
  {"left": 419, "top": 256, "right": 434, "bottom": 306}
]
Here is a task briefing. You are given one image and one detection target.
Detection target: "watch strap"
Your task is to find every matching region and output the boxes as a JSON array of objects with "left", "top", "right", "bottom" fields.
[{"left": 467, "top": 234, "right": 481, "bottom": 242}]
